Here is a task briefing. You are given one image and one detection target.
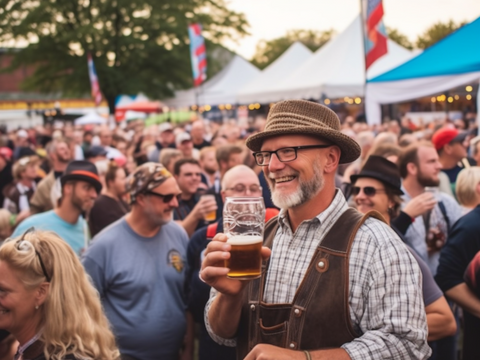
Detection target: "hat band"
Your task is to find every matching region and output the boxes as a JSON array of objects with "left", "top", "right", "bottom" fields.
[{"left": 70, "top": 170, "right": 100, "bottom": 182}]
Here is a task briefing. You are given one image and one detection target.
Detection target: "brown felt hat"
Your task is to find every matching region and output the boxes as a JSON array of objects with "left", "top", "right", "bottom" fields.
[{"left": 245, "top": 100, "right": 360, "bottom": 164}]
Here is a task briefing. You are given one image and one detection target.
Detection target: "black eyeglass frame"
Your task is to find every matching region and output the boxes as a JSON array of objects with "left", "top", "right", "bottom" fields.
[
  {"left": 145, "top": 191, "right": 178, "bottom": 203},
  {"left": 252, "top": 145, "right": 332, "bottom": 166},
  {"left": 15, "top": 227, "right": 51, "bottom": 283},
  {"left": 351, "top": 186, "right": 387, "bottom": 197},
  {"left": 225, "top": 184, "right": 263, "bottom": 193}
]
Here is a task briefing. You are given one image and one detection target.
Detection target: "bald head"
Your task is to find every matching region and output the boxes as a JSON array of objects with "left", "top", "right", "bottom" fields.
[{"left": 221, "top": 165, "right": 261, "bottom": 199}]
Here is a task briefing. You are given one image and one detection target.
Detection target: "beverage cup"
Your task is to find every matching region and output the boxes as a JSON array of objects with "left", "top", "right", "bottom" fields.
[
  {"left": 223, "top": 197, "right": 265, "bottom": 280},
  {"left": 201, "top": 194, "right": 217, "bottom": 222},
  {"left": 424, "top": 186, "right": 439, "bottom": 202}
]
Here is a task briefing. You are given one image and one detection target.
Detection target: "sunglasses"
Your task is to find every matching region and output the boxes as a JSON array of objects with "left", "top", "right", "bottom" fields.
[
  {"left": 15, "top": 227, "right": 51, "bottom": 282},
  {"left": 146, "top": 191, "right": 178, "bottom": 203},
  {"left": 352, "top": 186, "right": 386, "bottom": 197}
]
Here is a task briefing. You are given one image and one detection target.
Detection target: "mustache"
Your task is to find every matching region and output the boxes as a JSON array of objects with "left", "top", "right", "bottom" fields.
[{"left": 268, "top": 171, "right": 299, "bottom": 180}]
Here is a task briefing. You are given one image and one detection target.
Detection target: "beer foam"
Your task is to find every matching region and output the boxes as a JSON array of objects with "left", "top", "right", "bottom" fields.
[{"left": 227, "top": 235, "right": 263, "bottom": 245}]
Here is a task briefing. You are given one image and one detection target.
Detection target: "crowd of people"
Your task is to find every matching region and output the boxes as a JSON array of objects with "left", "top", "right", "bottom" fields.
[{"left": 0, "top": 101, "right": 479, "bottom": 360}]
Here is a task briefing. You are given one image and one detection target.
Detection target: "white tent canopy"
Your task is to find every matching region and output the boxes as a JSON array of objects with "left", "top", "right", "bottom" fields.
[
  {"left": 253, "top": 15, "right": 416, "bottom": 103},
  {"left": 74, "top": 112, "right": 106, "bottom": 125},
  {"left": 237, "top": 42, "right": 313, "bottom": 104},
  {"left": 164, "top": 55, "right": 260, "bottom": 108}
]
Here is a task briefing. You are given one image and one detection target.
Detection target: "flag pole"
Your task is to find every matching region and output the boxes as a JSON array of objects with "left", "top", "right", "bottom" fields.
[{"left": 359, "top": 0, "right": 368, "bottom": 119}]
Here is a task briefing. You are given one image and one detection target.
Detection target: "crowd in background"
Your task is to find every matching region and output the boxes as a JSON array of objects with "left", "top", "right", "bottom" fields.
[{"left": 1, "top": 107, "right": 480, "bottom": 360}]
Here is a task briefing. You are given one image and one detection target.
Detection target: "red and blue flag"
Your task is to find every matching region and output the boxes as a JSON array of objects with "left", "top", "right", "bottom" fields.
[
  {"left": 363, "top": 0, "right": 388, "bottom": 69},
  {"left": 87, "top": 53, "right": 102, "bottom": 106},
  {"left": 188, "top": 23, "right": 207, "bottom": 87}
]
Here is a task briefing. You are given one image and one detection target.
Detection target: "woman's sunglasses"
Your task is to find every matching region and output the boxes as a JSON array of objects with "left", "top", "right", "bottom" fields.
[{"left": 352, "top": 186, "right": 386, "bottom": 197}]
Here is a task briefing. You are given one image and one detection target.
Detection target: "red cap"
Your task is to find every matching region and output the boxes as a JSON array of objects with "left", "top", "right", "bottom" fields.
[
  {"left": 431, "top": 127, "right": 466, "bottom": 151},
  {"left": 0, "top": 147, "right": 13, "bottom": 161}
]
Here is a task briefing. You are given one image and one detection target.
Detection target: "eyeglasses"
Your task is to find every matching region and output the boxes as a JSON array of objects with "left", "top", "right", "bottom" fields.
[
  {"left": 253, "top": 145, "right": 332, "bottom": 166},
  {"left": 146, "top": 191, "right": 178, "bottom": 203},
  {"left": 15, "top": 227, "right": 51, "bottom": 282},
  {"left": 225, "top": 184, "right": 262, "bottom": 194},
  {"left": 352, "top": 186, "right": 386, "bottom": 197}
]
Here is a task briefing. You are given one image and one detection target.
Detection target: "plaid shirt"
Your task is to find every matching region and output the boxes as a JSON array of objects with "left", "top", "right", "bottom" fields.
[{"left": 205, "top": 190, "right": 431, "bottom": 359}]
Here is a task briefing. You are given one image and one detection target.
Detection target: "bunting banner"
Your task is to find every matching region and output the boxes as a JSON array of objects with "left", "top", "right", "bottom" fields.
[
  {"left": 363, "top": 0, "right": 388, "bottom": 69},
  {"left": 188, "top": 23, "right": 207, "bottom": 87},
  {"left": 87, "top": 53, "right": 102, "bottom": 106}
]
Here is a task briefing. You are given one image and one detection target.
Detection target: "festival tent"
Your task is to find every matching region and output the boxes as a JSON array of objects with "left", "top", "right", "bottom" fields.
[
  {"left": 236, "top": 42, "right": 313, "bottom": 104},
  {"left": 74, "top": 112, "right": 107, "bottom": 125},
  {"left": 115, "top": 100, "right": 162, "bottom": 121},
  {"left": 247, "top": 15, "right": 416, "bottom": 104},
  {"left": 163, "top": 55, "right": 260, "bottom": 108},
  {"left": 366, "top": 17, "right": 480, "bottom": 125}
]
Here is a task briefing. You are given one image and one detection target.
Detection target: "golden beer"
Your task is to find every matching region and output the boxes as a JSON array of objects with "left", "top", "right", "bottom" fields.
[
  {"left": 205, "top": 210, "right": 216, "bottom": 222},
  {"left": 225, "top": 236, "right": 263, "bottom": 279}
]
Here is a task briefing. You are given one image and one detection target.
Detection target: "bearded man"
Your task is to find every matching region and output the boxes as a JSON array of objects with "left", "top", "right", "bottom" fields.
[{"left": 200, "top": 100, "right": 431, "bottom": 360}]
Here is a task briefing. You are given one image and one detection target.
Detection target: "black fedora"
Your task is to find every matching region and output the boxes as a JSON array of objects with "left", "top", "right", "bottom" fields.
[
  {"left": 61, "top": 160, "right": 102, "bottom": 194},
  {"left": 350, "top": 155, "right": 404, "bottom": 195}
]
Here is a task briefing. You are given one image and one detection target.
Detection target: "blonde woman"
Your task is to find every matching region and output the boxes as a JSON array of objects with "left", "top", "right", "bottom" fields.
[
  {"left": 456, "top": 166, "right": 480, "bottom": 213},
  {"left": 0, "top": 229, "right": 119, "bottom": 360}
]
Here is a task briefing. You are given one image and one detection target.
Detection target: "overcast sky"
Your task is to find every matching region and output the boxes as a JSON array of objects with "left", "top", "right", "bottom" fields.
[{"left": 224, "top": 0, "right": 480, "bottom": 59}]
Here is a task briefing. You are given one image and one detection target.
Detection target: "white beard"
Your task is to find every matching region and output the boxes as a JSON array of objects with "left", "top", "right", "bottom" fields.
[{"left": 269, "top": 161, "right": 324, "bottom": 210}]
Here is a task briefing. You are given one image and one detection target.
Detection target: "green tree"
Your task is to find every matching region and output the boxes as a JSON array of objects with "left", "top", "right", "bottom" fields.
[
  {"left": 386, "top": 27, "right": 413, "bottom": 50},
  {"left": 416, "top": 20, "right": 467, "bottom": 49},
  {"left": 0, "top": 0, "right": 248, "bottom": 113},
  {"left": 251, "top": 29, "right": 335, "bottom": 70}
]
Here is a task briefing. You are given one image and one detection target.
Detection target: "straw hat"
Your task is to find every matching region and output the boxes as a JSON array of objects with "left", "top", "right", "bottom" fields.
[{"left": 245, "top": 100, "right": 360, "bottom": 164}]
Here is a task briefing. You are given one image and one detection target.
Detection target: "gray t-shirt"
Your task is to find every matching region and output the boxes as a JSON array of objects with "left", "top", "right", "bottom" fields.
[{"left": 82, "top": 218, "right": 189, "bottom": 360}]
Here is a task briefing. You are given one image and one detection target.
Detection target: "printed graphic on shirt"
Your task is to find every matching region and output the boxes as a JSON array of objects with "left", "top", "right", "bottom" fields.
[{"left": 168, "top": 250, "right": 184, "bottom": 273}]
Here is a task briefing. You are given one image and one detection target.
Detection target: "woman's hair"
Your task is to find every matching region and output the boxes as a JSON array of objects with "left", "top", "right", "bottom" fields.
[
  {"left": 104, "top": 161, "right": 120, "bottom": 188},
  {"left": 384, "top": 186, "right": 403, "bottom": 219},
  {"left": 12, "top": 155, "right": 38, "bottom": 180},
  {"left": 0, "top": 209, "right": 12, "bottom": 242},
  {"left": 0, "top": 231, "right": 119, "bottom": 360},
  {"left": 159, "top": 148, "right": 182, "bottom": 168},
  {"left": 456, "top": 167, "right": 480, "bottom": 207}
]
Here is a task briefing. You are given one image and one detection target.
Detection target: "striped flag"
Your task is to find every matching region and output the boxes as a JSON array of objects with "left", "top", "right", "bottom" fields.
[
  {"left": 188, "top": 24, "right": 207, "bottom": 87},
  {"left": 363, "top": 0, "right": 388, "bottom": 69},
  {"left": 87, "top": 53, "right": 102, "bottom": 106}
]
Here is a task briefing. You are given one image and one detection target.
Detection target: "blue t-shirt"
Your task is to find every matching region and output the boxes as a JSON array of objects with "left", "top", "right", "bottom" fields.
[
  {"left": 12, "top": 210, "right": 86, "bottom": 255},
  {"left": 82, "top": 218, "right": 189, "bottom": 360}
]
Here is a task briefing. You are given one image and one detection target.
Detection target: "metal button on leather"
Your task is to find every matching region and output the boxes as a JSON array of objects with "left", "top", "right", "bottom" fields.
[
  {"left": 294, "top": 309, "right": 300, "bottom": 316},
  {"left": 318, "top": 261, "right": 325, "bottom": 268},
  {"left": 250, "top": 305, "right": 256, "bottom": 312},
  {"left": 289, "top": 343, "right": 295, "bottom": 349}
]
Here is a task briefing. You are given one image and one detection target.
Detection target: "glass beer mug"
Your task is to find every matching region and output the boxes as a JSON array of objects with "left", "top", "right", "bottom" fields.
[{"left": 223, "top": 197, "right": 265, "bottom": 280}]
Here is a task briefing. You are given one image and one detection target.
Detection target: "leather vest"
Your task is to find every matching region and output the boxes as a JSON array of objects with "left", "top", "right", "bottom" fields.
[{"left": 236, "top": 208, "right": 384, "bottom": 359}]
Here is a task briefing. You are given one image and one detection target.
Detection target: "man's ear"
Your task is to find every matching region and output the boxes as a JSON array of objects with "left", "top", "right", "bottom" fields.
[
  {"left": 406, "top": 162, "right": 417, "bottom": 176},
  {"left": 323, "top": 146, "right": 341, "bottom": 174}
]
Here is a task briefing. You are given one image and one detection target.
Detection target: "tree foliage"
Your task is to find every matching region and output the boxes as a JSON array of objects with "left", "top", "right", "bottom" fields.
[
  {"left": 0, "top": 0, "right": 248, "bottom": 112},
  {"left": 251, "top": 29, "right": 335, "bottom": 70},
  {"left": 416, "top": 20, "right": 467, "bottom": 49},
  {"left": 386, "top": 27, "right": 413, "bottom": 50}
]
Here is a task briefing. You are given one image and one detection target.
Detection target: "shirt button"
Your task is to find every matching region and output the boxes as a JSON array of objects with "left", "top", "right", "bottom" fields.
[{"left": 318, "top": 261, "right": 325, "bottom": 268}]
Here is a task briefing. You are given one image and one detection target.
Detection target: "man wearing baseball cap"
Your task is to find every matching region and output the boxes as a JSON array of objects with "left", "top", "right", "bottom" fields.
[
  {"left": 432, "top": 126, "right": 474, "bottom": 195},
  {"left": 148, "top": 122, "right": 176, "bottom": 162},
  {"left": 201, "top": 100, "right": 430, "bottom": 359},
  {"left": 11, "top": 160, "right": 101, "bottom": 255},
  {"left": 83, "top": 162, "right": 193, "bottom": 360}
]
